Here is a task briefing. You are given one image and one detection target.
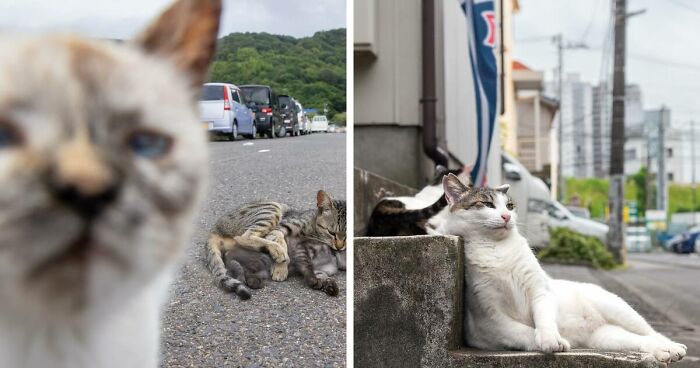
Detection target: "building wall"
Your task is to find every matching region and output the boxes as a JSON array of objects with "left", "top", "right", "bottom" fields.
[
  {"left": 560, "top": 73, "right": 593, "bottom": 178},
  {"left": 354, "top": 0, "right": 502, "bottom": 189}
]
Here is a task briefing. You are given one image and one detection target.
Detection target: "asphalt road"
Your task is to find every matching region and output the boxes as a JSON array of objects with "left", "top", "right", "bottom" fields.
[
  {"left": 160, "top": 133, "right": 347, "bottom": 367},
  {"left": 545, "top": 252, "right": 700, "bottom": 367}
]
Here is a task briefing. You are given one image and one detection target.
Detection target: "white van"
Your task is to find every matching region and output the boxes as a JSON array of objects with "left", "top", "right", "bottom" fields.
[
  {"left": 310, "top": 115, "right": 329, "bottom": 133},
  {"left": 502, "top": 154, "right": 551, "bottom": 248}
]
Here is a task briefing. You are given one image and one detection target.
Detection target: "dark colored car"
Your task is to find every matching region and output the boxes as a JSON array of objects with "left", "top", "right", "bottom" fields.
[
  {"left": 278, "top": 94, "right": 300, "bottom": 136},
  {"left": 239, "top": 85, "right": 284, "bottom": 139}
]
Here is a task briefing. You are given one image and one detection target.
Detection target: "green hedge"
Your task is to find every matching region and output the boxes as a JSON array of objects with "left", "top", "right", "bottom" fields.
[{"left": 538, "top": 228, "right": 618, "bottom": 270}]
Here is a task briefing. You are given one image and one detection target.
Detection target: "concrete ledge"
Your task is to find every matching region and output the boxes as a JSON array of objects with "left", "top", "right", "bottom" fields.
[
  {"left": 354, "top": 235, "right": 660, "bottom": 368},
  {"left": 353, "top": 167, "right": 418, "bottom": 236}
]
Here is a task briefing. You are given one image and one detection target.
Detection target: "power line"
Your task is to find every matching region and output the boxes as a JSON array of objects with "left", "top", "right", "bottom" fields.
[{"left": 667, "top": 0, "right": 700, "bottom": 15}]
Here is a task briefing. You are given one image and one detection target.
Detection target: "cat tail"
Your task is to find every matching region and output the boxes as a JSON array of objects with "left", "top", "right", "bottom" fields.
[
  {"left": 205, "top": 233, "right": 252, "bottom": 300},
  {"left": 368, "top": 194, "right": 448, "bottom": 227}
]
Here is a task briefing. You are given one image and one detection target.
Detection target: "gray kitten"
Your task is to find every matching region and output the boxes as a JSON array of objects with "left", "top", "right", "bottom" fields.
[{"left": 0, "top": 0, "right": 220, "bottom": 367}]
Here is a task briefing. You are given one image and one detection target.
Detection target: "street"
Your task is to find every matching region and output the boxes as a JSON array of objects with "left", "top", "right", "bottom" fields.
[
  {"left": 544, "top": 252, "right": 700, "bottom": 367},
  {"left": 159, "top": 133, "right": 347, "bottom": 367}
]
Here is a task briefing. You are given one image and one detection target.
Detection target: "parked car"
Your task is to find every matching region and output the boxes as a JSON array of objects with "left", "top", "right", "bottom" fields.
[
  {"left": 296, "top": 101, "right": 308, "bottom": 134},
  {"left": 199, "top": 83, "right": 255, "bottom": 140},
  {"left": 239, "top": 85, "right": 284, "bottom": 139},
  {"left": 567, "top": 206, "right": 591, "bottom": 219},
  {"left": 278, "top": 94, "right": 299, "bottom": 136},
  {"left": 626, "top": 226, "right": 652, "bottom": 252},
  {"left": 666, "top": 225, "right": 700, "bottom": 253},
  {"left": 311, "top": 115, "right": 329, "bottom": 133},
  {"left": 328, "top": 123, "right": 338, "bottom": 133},
  {"left": 547, "top": 200, "right": 609, "bottom": 244}
]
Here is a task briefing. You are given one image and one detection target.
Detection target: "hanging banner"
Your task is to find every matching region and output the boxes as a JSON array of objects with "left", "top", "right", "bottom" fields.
[{"left": 460, "top": 0, "right": 499, "bottom": 187}]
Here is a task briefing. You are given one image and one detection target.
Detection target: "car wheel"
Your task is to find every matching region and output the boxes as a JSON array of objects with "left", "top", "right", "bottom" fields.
[
  {"left": 230, "top": 121, "right": 237, "bottom": 141},
  {"left": 250, "top": 124, "right": 257, "bottom": 139},
  {"left": 279, "top": 125, "right": 286, "bottom": 138},
  {"left": 269, "top": 125, "right": 276, "bottom": 139}
]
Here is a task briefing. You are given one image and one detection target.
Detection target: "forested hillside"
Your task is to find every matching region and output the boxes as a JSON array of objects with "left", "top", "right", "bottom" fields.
[{"left": 208, "top": 29, "right": 346, "bottom": 119}]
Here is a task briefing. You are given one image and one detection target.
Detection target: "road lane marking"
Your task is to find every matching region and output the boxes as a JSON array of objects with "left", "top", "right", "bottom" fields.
[
  {"left": 243, "top": 142, "right": 254, "bottom": 146},
  {"left": 258, "top": 149, "right": 270, "bottom": 153}
]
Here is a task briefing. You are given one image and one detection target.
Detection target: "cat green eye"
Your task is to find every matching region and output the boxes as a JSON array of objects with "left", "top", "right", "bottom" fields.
[
  {"left": 0, "top": 121, "right": 23, "bottom": 149},
  {"left": 127, "top": 130, "right": 172, "bottom": 159},
  {"left": 482, "top": 202, "right": 495, "bottom": 209},
  {"left": 506, "top": 203, "right": 515, "bottom": 210}
]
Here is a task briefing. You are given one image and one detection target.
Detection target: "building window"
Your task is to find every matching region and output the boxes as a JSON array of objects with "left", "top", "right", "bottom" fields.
[
  {"left": 667, "top": 148, "right": 673, "bottom": 158},
  {"left": 624, "top": 149, "right": 636, "bottom": 160},
  {"left": 668, "top": 172, "right": 674, "bottom": 182}
]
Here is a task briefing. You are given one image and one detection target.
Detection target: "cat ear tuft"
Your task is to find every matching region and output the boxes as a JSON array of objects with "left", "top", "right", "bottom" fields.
[
  {"left": 443, "top": 173, "right": 469, "bottom": 205},
  {"left": 135, "top": 0, "right": 222, "bottom": 89},
  {"left": 317, "top": 190, "right": 333, "bottom": 209},
  {"left": 494, "top": 184, "right": 510, "bottom": 194}
]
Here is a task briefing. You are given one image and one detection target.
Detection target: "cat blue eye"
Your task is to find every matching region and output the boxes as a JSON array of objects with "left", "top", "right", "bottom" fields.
[
  {"left": 0, "top": 122, "right": 21, "bottom": 149},
  {"left": 127, "top": 130, "right": 172, "bottom": 159}
]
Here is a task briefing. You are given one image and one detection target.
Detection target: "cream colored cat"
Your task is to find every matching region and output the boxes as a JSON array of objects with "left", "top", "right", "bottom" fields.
[{"left": 0, "top": 1, "right": 221, "bottom": 367}]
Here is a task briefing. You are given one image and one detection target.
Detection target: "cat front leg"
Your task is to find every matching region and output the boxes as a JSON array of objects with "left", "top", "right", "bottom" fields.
[
  {"left": 265, "top": 229, "right": 289, "bottom": 281},
  {"left": 292, "top": 246, "right": 339, "bottom": 296},
  {"left": 531, "top": 291, "right": 570, "bottom": 352}
]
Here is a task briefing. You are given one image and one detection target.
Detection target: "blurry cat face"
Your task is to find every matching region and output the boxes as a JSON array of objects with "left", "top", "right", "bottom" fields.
[
  {"left": 315, "top": 191, "right": 347, "bottom": 251},
  {"left": 443, "top": 174, "right": 516, "bottom": 240},
  {"left": 0, "top": 0, "right": 220, "bottom": 317}
]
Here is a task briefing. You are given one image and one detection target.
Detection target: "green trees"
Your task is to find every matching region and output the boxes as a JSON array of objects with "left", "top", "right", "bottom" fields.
[{"left": 208, "top": 29, "right": 346, "bottom": 117}]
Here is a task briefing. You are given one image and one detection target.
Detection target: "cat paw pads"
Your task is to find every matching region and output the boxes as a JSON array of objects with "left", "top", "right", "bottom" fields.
[{"left": 321, "top": 279, "right": 339, "bottom": 297}]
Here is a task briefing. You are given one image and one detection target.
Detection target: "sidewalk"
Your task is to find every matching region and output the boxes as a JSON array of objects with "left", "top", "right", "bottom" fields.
[{"left": 543, "top": 263, "right": 700, "bottom": 367}]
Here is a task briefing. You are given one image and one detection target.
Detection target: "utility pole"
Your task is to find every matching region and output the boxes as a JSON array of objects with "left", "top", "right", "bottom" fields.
[
  {"left": 552, "top": 35, "right": 587, "bottom": 201},
  {"left": 657, "top": 107, "right": 666, "bottom": 212},
  {"left": 692, "top": 120, "right": 697, "bottom": 225},
  {"left": 554, "top": 34, "right": 564, "bottom": 201},
  {"left": 608, "top": 0, "right": 627, "bottom": 264}
]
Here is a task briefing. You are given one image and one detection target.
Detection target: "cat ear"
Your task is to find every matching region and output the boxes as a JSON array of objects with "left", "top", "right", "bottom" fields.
[
  {"left": 317, "top": 190, "right": 333, "bottom": 210},
  {"left": 135, "top": 0, "right": 222, "bottom": 88},
  {"left": 494, "top": 184, "right": 510, "bottom": 194},
  {"left": 442, "top": 173, "right": 469, "bottom": 205}
]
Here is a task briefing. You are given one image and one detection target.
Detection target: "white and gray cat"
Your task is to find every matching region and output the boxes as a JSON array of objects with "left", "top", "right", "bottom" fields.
[
  {"left": 433, "top": 173, "right": 687, "bottom": 364},
  {"left": 0, "top": 0, "right": 220, "bottom": 367}
]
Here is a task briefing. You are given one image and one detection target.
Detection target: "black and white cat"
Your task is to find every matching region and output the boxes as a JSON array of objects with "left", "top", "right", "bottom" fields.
[
  {"left": 365, "top": 165, "right": 470, "bottom": 236},
  {"left": 434, "top": 174, "right": 687, "bottom": 363}
]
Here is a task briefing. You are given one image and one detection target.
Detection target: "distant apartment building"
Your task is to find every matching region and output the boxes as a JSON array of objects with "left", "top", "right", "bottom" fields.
[
  {"left": 512, "top": 61, "right": 557, "bottom": 183},
  {"left": 558, "top": 73, "right": 593, "bottom": 178}
]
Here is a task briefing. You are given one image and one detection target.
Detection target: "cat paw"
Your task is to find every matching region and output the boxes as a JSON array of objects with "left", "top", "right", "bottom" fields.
[
  {"left": 271, "top": 263, "right": 289, "bottom": 281},
  {"left": 321, "top": 279, "right": 339, "bottom": 297},
  {"left": 535, "top": 329, "right": 570, "bottom": 353},
  {"left": 267, "top": 247, "right": 289, "bottom": 264},
  {"left": 246, "top": 276, "right": 265, "bottom": 290},
  {"left": 647, "top": 338, "right": 687, "bottom": 362}
]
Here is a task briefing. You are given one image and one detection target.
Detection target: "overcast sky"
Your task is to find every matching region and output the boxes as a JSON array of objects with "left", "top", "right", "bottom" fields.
[
  {"left": 513, "top": 0, "right": 700, "bottom": 123},
  {"left": 0, "top": 0, "right": 346, "bottom": 39}
]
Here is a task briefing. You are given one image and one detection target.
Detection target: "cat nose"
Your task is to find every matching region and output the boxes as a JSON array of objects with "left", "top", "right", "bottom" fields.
[
  {"left": 501, "top": 213, "right": 511, "bottom": 223},
  {"left": 50, "top": 182, "right": 120, "bottom": 218},
  {"left": 335, "top": 239, "right": 346, "bottom": 250},
  {"left": 48, "top": 138, "right": 120, "bottom": 217}
]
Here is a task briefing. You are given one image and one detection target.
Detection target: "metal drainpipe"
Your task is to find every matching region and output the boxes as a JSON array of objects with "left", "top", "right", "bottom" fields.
[{"left": 421, "top": 0, "right": 449, "bottom": 168}]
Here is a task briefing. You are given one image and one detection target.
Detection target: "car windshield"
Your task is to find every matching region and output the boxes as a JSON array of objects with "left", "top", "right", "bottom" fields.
[
  {"left": 279, "top": 96, "right": 291, "bottom": 107},
  {"left": 240, "top": 87, "right": 270, "bottom": 105},
  {"left": 200, "top": 85, "right": 224, "bottom": 101}
]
